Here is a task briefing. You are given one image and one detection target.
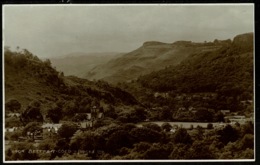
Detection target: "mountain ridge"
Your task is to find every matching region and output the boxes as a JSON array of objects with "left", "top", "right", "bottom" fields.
[
  {"left": 85, "top": 36, "right": 235, "bottom": 83},
  {"left": 136, "top": 32, "right": 253, "bottom": 98}
]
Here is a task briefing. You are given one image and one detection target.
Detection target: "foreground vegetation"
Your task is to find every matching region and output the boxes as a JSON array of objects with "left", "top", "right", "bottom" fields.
[{"left": 5, "top": 120, "right": 254, "bottom": 160}]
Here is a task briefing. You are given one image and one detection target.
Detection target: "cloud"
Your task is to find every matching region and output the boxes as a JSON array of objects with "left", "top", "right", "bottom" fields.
[{"left": 3, "top": 4, "right": 254, "bottom": 58}]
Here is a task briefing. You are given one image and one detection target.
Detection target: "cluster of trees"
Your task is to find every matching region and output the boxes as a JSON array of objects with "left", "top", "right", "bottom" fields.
[
  {"left": 5, "top": 120, "right": 254, "bottom": 160},
  {"left": 5, "top": 47, "right": 63, "bottom": 87},
  {"left": 146, "top": 106, "right": 224, "bottom": 122}
]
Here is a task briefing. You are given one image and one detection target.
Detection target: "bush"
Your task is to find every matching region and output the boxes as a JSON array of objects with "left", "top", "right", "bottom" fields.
[
  {"left": 207, "top": 123, "right": 213, "bottom": 129},
  {"left": 5, "top": 99, "right": 21, "bottom": 112},
  {"left": 58, "top": 122, "right": 78, "bottom": 139}
]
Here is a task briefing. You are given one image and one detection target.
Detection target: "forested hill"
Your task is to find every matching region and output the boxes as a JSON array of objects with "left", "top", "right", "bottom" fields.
[
  {"left": 137, "top": 32, "right": 253, "bottom": 100},
  {"left": 4, "top": 48, "right": 139, "bottom": 115},
  {"left": 85, "top": 38, "right": 229, "bottom": 84}
]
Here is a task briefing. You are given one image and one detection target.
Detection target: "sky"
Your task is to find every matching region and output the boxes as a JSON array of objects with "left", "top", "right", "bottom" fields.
[{"left": 3, "top": 4, "right": 254, "bottom": 58}]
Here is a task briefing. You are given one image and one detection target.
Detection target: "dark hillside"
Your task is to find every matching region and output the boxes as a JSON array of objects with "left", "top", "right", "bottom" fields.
[
  {"left": 137, "top": 33, "right": 253, "bottom": 100},
  {"left": 4, "top": 48, "right": 139, "bottom": 116}
]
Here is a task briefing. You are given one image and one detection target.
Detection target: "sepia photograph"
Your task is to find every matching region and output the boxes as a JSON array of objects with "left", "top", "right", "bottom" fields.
[{"left": 3, "top": 4, "right": 254, "bottom": 162}]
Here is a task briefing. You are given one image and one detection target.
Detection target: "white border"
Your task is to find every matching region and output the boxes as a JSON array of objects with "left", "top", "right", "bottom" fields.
[{"left": 2, "top": 3, "right": 255, "bottom": 163}]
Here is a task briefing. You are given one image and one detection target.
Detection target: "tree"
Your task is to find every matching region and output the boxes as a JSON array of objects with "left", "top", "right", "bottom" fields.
[
  {"left": 240, "top": 121, "right": 254, "bottom": 136},
  {"left": 57, "top": 122, "right": 78, "bottom": 140},
  {"left": 144, "top": 143, "right": 172, "bottom": 159},
  {"left": 38, "top": 138, "right": 56, "bottom": 151},
  {"left": 235, "top": 148, "right": 254, "bottom": 159},
  {"left": 207, "top": 123, "right": 213, "bottom": 129},
  {"left": 63, "top": 101, "right": 77, "bottom": 118},
  {"left": 106, "top": 130, "right": 133, "bottom": 155},
  {"left": 5, "top": 99, "right": 21, "bottom": 112},
  {"left": 130, "top": 127, "right": 162, "bottom": 144},
  {"left": 169, "top": 143, "right": 189, "bottom": 159},
  {"left": 72, "top": 113, "right": 87, "bottom": 122},
  {"left": 7, "top": 130, "right": 23, "bottom": 141},
  {"left": 142, "top": 123, "right": 162, "bottom": 132},
  {"left": 20, "top": 101, "right": 43, "bottom": 124},
  {"left": 217, "top": 125, "right": 239, "bottom": 145},
  {"left": 172, "top": 128, "right": 192, "bottom": 144},
  {"left": 161, "top": 122, "right": 172, "bottom": 132},
  {"left": 238, "top": 134, "right": 254, "bottom": 150},
  {"left": 214, "top": 111, "right": 225, "bottom": 122},
  {"left": 70, "top": 131, "right": 97, "bottom": 153},
  {"left": 193, "top": 126, "right": 205, "bottom": 141},
  {"left": 105, "top": 105, "right": 117, "bottom": 119},
  {"left": 195, "top": 108, "right": 213, "bottom": 122},
  {"left": 159, "top": 106, "right": 172, "bottom": 121},
  {"left": 51, "top": 138, "right": 71, "bottom": 159},
  {"left": 47, "top": 104, "right": 62, "bottom": 123},
  {"left": 44, "top": 59, "right": 52, "bottom": 67},
  {"left": 132, "top": 142, "right": 151, "bottom": 153},
  {"left": 133, "top": 107, "right": 147, "bottom": 121},
  {"left": 78, "top": 97, "right": 91, "bottom": 113},
  {"left": 6, "top": 116, "right": 23, "bottom": 127},
  {"left": 188, "top": 140, "right": 215, "bottom": 159}
]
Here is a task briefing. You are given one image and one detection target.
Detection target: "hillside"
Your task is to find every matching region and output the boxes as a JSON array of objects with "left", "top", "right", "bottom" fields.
[
  {"left": 137, "top": 33, "right": 253, "bottom": 93},
  {"left": 4, "top": 48, "right": 139, "bottom": 116},
  {"left": 134, "top": 33, "right": 253, "bottom": 110},
  {"left": 50, "top": 52, "right": 122, "bottom": 78},
  {"left": 85, "top": 39, "right": 231, "bottom": 84},
  {"left": 4, "top": 48, "right": 63, "bottom": 109}
]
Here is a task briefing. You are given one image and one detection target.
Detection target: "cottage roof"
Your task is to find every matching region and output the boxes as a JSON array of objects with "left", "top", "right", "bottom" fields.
[
  {"left": 86, "top": 113, "right": 92, "bottom": 120},
  {"left": 7, "top": 113, "right": 21, "bottom": 117},
  {"left": 97, "top": 112, "right": 104, "bottom": 119},
  {"left": 221, "top": 110, "right": 230, "bottom": 112},
  {"left": 42, "top": 123, "right": 62, "bottom": 129}
]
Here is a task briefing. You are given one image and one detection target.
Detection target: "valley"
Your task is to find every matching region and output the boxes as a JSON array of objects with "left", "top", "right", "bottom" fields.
[{"left": 4, "top": 32, "right": 254, "bottom": 160}]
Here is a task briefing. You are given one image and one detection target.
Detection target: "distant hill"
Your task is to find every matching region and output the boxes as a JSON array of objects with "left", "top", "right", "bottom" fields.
[
  {"left": 85, "top": 39, "right": 231, "bottom": 84},
  {"left": 50, "top": 52, "right": 123, "bottom": 78},
  {"left": 4, "top": 48, "right": 139, "bottom": 114},
  {"left": 137, "top": 32, "right": 253, "bottom": 99}
]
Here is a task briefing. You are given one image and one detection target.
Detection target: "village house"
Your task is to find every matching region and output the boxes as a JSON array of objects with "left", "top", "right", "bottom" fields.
[
  {"left": 26, "top": 129, "right": 43, "bottom": 140},
  {"left": 240, "top": 100, "right": 253, "bottom": 106},
  {"left": 154, "top": 92, "right": 169, "bottom": 98},
  {"left": 5, "top": 127, "right": 18, "bottom": 132},
  {"left": 78, "top": 121, "right": 93, "bottom": 129},
  {"left": 178, "top": 107, "right": 186, "bottom": 111},
  {"left": 7, "top": 112, "right": 21, "bottom": 118},
  {"left": 186, "top": 96, "right": 192, "bottom": 101},
  {"left": 42, "top": 123, "right": 62, "bottom": 133},
  {"left": 224, "top": 115, "right": 246, "bottom": 124},
  {"left": 169, "top": 128, "right": 176, "bottom": 134},
  {"left": 188, "top": 107, "right": 197, "bottom": 114},
  {"left": 192, "top": 94, "right": 201, "bottom": 99},
  {"left": 202, "top": 96, "right": 210, "bottom": 100},
  {"left": 220, "top": 110, "right": 230, "bottom": 115},
  {"left": 77, "top": 106, "right": 104, "bottom": 129},
  {"left": 175, "top": 94, "right": 187, "bottom": 100}
]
